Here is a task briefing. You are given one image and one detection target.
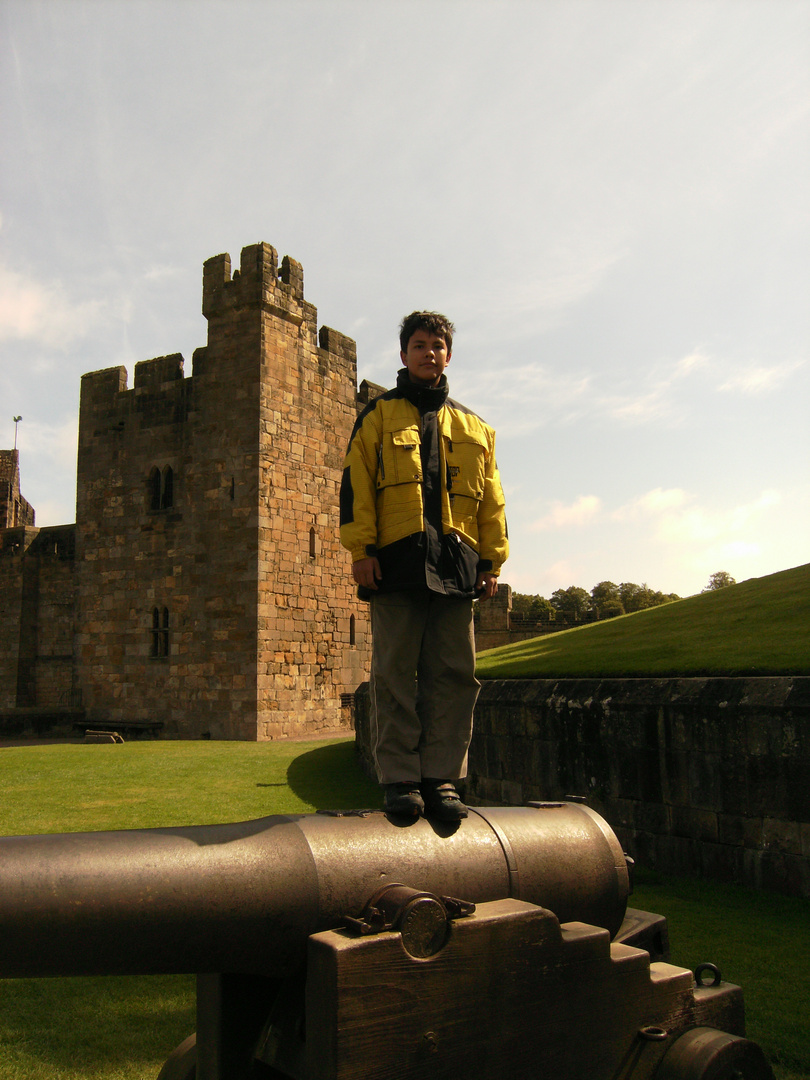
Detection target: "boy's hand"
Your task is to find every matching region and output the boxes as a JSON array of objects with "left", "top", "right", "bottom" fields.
[
  {"left": 353, "top": 556, "right": 382, "bottom": 590},
  {"left": 476, "top": 573, "right": 499, "bottom": 600}
]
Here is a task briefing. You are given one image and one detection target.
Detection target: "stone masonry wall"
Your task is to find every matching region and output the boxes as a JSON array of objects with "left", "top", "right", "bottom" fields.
[
  {"left": 200, "top": 243, "right": 369, "bottom": 738},
  {"left": 0, "top": 526, "right": 76, "bottom": 710},
  {"left": 474, "top": 584, "right": 596, "bottom": 651},
  {"left": 74, "top": 243, "right": 370, "bottom": 739},
  {"left": 76, "top": 359, "right": 194, "bottom": 732},
  {"left": 354, "top": 677, "right": 810, "bottom": 897},
  {"left": 30, "top": 527, "right": 77, "bottom": 708},
  {"left": 0, "top": 528, "right": 28, "bottom": 709}
]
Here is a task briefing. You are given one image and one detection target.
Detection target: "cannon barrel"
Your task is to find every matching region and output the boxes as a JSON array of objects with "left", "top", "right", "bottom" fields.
[{"left": 0, "top": 802, "right": 629, "bottom": 979}]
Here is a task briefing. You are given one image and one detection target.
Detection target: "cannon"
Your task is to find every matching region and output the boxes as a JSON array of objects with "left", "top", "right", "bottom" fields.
[{"left": 0, "top": 802, "right": 772, "bottom": 1080}]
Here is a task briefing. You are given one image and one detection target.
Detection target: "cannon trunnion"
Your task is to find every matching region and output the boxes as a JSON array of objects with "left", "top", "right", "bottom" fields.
[{"left": 0, "top": 802, "right": 772, "bottom": 1080}]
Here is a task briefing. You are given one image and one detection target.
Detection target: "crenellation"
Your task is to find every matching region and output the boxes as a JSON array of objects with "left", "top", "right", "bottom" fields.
[
  {"left": 202, "top": 244, "right": 313, "bottom": 332},
  {"left": 80, "top": 366, "right": 129, "bottom": 413},
  {"left": 241, "top": 240, "right": 277, "bottom": 279},
  {"left": 201, "top": 252, "right": 232, "bottom": 318},
  {"left": 279, "top": 254, "right": 304, "bottom": 300},
  {"left": 134, "top": 354, "right": 185, "bottom": 388},
  {"left": 357, "top": 378, "right": 386, "bottom": 407},
  {"left": 318, "top": 325, "right": 356, "bottom": 362}
]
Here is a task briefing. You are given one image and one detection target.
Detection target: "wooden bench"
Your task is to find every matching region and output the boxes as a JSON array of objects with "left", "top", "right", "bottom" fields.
[{"left": 74, "top": 720, "right": 164, "bottom": 740}]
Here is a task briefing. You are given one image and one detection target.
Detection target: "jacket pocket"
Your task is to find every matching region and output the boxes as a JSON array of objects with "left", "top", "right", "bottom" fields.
[
  {"left": 441, "top": 531, "right": 479, "bottom": 594},
  {"left": 445, "top": 431, "right": 487, "bottom": 501},
  {"left": 378, "top": 424, "right": 422, "bottom": 488}
]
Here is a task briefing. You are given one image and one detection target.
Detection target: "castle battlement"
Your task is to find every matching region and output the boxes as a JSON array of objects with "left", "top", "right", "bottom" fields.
[
  {"left": 79, "top": 356, "right": 190, "bottom": 434},
  {"left": 202, "top": 242, "right": 308, "bottom": 325},
  {"left": 79, "top": 366, "right": 128, "bottom": 409},
  {"left": 134, "top": 353, "right": 185, "bottom": 389},
  {"left": 318, "top": 325, "right": 357, "bottom": 365},
  {"left": 80, "top": 246, "right": 358, "bottom": 423},
  {"left": 80, "top": 355, "right": 187, "bottom": 405}
]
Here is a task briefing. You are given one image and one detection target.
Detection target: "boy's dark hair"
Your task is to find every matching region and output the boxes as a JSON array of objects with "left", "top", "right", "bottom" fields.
[{"left": 399, "top": 311, "right": 455, "bottom": 354}]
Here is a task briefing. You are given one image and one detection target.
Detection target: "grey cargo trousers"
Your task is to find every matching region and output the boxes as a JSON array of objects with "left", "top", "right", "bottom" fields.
[{"left": 369, "top": 590, "right": 481, "bottom": 784}]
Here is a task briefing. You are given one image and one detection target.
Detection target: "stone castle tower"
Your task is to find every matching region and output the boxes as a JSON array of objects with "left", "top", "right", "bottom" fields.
[
  {"left": 2, "top": 243, "right": 371, "bottom": 739},
  {"left": 0, "top": 451, "right": 35, "bottom": 530}
]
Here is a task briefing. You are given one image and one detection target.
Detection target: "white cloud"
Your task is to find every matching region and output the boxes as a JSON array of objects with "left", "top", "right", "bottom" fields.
[
  {"left": 461, "top": 348, "right": 717, "bottom": 436},
  {"left": 529, "top": 495, "right": 603, "bottom": 532},
  {"left": 505, "top": 556, "right": 582, "bottom": 597},
  {"left": 717, "top": 360, "right": 806, "bottom": 395},
  {"left": 0, "top": 262, "right": 107, "bottom": 348},
  {"left": 455, "top": 362, "right": 593, "bottom": 433},
  {"left": 16, "top": 415, "right": 79, "bottom": 470},
  {"left": 613, "top": 487, "right": 690, "bottom": 520},
  {"left": 541, "top": 559, "right": 580, "bottom": 589},
  {"left": 614, "top": 486, "right": 782, "bottom": 548},
  {"left": 600, "top": 349, "right": 808, "bottom": 427},
  {"left": 608, "top": 387, "right": 673, "bottom": 425},
  {"left": 605, "top": 350, "right": 711, "bottom": 426},
  {"left": 487, "top": 249, "right": 627, "bottom": 326},
  {"left": 675, "top": 351, "right": 710, "bottom": 377}
]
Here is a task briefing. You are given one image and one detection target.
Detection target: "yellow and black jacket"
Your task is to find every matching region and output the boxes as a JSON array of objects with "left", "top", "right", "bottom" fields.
[{"left": 340, "top": 370, "right": 508, "bottom": 599}]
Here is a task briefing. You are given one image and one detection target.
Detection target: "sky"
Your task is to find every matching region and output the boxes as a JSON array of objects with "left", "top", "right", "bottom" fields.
[{"left": 1, "top": 0, "right": 808, "bottom": 600}]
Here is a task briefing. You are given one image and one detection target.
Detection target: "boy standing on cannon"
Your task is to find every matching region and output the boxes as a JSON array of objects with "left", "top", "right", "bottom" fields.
[{"left": 340, "top": 311, "right": 508, "bottom": 820}]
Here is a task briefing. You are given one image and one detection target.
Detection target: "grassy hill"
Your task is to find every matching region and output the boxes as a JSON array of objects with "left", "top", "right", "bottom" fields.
[{"left": 476, "top": 563, "right": 810, "bottom": 679}]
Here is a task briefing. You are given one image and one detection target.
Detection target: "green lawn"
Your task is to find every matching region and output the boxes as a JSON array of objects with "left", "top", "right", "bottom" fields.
[
  {"left": 477, "top": 563, "right": 810, "bottom": 678},
  {"left": 631, "top": 868, "right": 809, "bottom": 1080},
  {"left": 0, "top": 737, "right": 381, "bottom": 836},
  {"left": 0, "top": 740, "right": 806, "bottom": 1080}
]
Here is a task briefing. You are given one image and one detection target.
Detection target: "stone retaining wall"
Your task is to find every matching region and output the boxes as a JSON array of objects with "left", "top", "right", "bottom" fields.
[{"left": 354, "top": 676, "right": 810, "bottom": 897}]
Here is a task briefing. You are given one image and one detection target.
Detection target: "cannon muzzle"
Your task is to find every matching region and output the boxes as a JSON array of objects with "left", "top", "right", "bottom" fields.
[{"left": 0, "top": 802, "right": 628, "bottom": 978}]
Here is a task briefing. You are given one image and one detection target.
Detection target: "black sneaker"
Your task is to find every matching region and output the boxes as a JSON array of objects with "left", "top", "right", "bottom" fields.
[
  {"left": 421, "top": 780, "right": 468, "bottom": 821},
  {"left": 383, "top": 782, "right": 425, "bottom": 816}
]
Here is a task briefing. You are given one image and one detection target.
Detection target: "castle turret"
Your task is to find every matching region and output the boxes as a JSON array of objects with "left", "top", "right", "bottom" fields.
[
  {"left": 73, "top": 244, "right": 369, "bottom": 740},
  {"left": 0, "top": 450, "right": 35, "bottom": 529}
]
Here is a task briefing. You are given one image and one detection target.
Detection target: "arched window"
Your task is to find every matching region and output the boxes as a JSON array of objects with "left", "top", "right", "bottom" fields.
[{"left": 148, "top": 466, "right": 174, "bottom": 511}]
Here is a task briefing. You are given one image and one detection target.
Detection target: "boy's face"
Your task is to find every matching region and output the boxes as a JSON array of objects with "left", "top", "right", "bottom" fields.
[{"left": 401, "top": 329, "right": 451, "bottom": 386}]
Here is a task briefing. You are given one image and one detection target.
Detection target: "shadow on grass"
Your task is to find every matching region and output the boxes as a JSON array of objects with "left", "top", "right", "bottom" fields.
[
  {"left": 0, "top": 974, "right": 195, "bottom": 1080},
  {"left": 285, "top": 739, "right": 380, "bottom": 811}
]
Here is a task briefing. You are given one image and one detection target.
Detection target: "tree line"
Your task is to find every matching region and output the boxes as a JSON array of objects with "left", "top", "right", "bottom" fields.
[{"left": 511, "top": 571, "right": 736, "bottom": 623}]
